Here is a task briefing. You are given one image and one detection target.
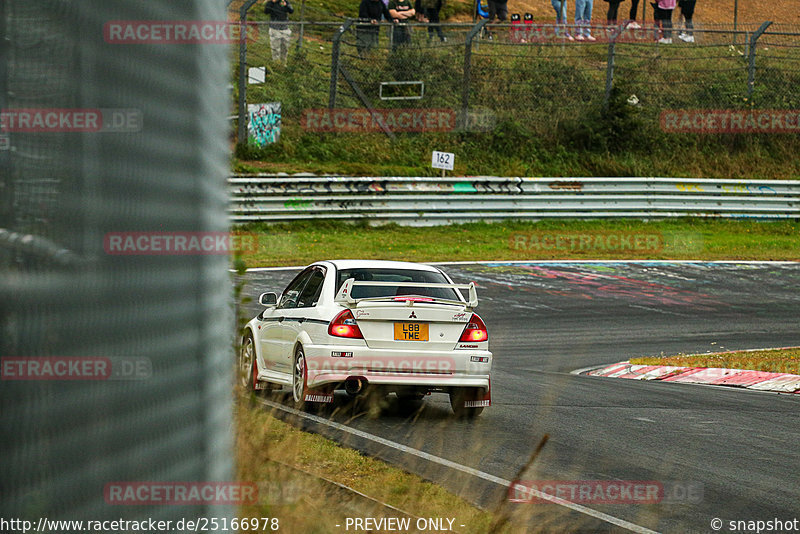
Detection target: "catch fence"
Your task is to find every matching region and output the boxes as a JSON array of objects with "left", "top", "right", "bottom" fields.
[{"left": 230, "top": 12, "right": 800, "bottom": 141}]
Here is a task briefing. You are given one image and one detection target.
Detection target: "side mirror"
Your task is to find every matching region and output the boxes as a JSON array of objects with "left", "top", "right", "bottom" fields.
[{"left": 259, "top": 292, "right": 278, "bottom": 307}]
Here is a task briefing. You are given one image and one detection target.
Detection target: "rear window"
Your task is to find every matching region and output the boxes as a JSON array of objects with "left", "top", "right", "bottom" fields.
[{"left": 336, "top": 268, "right": 460, "bottom": 301}]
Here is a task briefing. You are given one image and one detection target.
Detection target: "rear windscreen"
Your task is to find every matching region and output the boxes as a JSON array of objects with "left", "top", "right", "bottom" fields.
[{"left": 336, "top": 268, "right": 461, "bottom": 301}]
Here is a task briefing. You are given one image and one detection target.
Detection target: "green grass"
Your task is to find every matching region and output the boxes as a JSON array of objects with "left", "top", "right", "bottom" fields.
[
  {"left": 233, "top": 219, "right": 799, "bottom": 267},
  {"left": 235, "top": 392, "right": 527, "bottom": 533},
  {"left": 630, "top": 348, "right": 800, "bottom": 374}
]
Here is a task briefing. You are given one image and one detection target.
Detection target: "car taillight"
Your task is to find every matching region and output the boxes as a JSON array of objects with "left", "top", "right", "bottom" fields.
[
  {"left": 459, "top": 313, "right": 489, "bottom": 342},
  {"left": 328, "top": 309, "right": 363, "bottom": 339}
]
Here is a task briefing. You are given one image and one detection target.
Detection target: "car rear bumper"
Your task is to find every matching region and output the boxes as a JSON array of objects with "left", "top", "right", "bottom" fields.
[{"left": 303, "top": 343, "right": 492, "bottom": 391}]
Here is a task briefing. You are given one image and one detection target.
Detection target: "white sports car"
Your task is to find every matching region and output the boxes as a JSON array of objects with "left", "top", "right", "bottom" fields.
[{"left": 239, "top": 260, "right": 492, "bottom": 417}]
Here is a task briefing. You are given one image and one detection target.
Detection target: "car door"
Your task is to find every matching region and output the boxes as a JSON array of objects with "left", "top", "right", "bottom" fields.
[
  {"left": 277, "top": 266, "right": 327, "bottom": 369},
  {"left": 259, "top": 267, "right": 315, "bottom": 374}
]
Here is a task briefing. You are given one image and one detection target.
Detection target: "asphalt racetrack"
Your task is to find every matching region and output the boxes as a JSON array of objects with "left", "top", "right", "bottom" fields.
[{"left": 239, "top": 262, "right": 800, "bottom": 533}]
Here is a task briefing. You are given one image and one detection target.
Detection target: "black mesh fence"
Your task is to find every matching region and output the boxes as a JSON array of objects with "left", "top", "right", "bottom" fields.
[
  {"left": 2, "top": 0, "right": 233, "bottom": 526},
  {"left": 233, "top": 18, "right": 800, "bottom": 139}
]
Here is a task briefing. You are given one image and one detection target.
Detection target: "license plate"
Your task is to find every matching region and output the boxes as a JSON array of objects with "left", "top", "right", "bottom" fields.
[{"left": 394, "top": 322, "right": 428, "bottom": 341}]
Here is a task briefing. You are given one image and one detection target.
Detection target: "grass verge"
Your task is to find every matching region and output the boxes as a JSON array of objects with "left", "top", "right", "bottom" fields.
[
  {"left": 235, "top": 392, "right": 518, "bottom": 533},
  {"left": 234, "top": 218, "right": 799, "bottom": 267},
  {"left": 630, "top": 347, "right": 800, "bottom": 374}
]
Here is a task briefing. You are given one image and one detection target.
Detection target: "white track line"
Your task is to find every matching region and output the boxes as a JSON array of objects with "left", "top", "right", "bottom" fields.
[{"left": 258, "top": 398, "right": 659, "bottom": 534}]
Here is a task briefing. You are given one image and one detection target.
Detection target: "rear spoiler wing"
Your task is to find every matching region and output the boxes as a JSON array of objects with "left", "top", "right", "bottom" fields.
[{"left": 334, "top": 279, "right": 478, "bottom": 309}]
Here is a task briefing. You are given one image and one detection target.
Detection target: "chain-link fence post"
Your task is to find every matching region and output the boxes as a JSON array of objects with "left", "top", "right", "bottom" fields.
[
  {"left": 0, "top": 0, "right": 10, "bottom": 229},
  {"left": 604, "top": 34, "right": 617, "bottom": 110},
  {"left": 747, "top": 21, "right": 773, "bottom": 100},
  {"left": 237, "top": 0, "right": 260, "bottom": 145},
  {"left": 461, "top": 19, "right": 487, "bottom": 126},
  {"left": 743, "top": 32, "right": 750, "bottom": 59},
  {"left": 329, "top": 19, "right": 354, "bottom": 109},
  {"left": 296, "top": 1, "right": 306, "bottom": 52}
]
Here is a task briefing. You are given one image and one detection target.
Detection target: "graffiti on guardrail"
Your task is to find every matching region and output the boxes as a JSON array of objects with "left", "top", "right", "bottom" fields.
[
  {"left": 720, "top": 184, "right": 777, "bottom": 194},
  {"left": 677, "top": 183, "right": 779, "bottom": 194},
  {"left": 233, "top": 178, "right": 525, "bottom": 195},
  {"left": 227, "top": 177, "right": 799, "bottom": 223}
]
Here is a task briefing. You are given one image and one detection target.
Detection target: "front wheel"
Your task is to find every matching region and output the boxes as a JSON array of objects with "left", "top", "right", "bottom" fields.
[
  {"left": 292, "top": 347, "right": 309, "bottom": 407},
  {"left": 449, "top": 387, "right": 485, "bottom": 418}
]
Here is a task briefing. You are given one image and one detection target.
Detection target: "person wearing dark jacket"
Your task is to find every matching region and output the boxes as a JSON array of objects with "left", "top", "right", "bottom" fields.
[
  {"left": 264, "top": 0, "right": 294, "bottom": 63},
  {"left": 388, "top": 0, "right": 415, "bottom": 50},
  {"left": 357, "top": 0, "right": 392, "bottom": 55}
]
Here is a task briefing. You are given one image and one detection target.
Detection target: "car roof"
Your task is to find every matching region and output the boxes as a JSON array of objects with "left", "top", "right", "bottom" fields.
[{"left": 317, "top": 259, "right": 442, "bottom": 272}]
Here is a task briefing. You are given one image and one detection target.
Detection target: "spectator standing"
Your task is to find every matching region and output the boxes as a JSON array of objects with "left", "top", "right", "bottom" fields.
[
  {"left": 488, "top": 0, "right": 508, "bottom": 24},
  {"left": 652, "top": 0, "right": 676, "bottom": 43},
  {"left": 603, "top": 0, "right": 625, "bottom": 25},
  {"left": 357, "top": 0, "right": 391, "bottom": 55},
  {"left": 551, "top": 0, "right": 573, "bottom": 40},
  {"left": 627, "top": 0, "right": 641, "bottom": 28},
  {"left": 677, "top": 0, "right": 696, "bottom": 42},
  {"left": 264, "top": 0, "right": 294, "bottom": 64},
  {"left": 388, "top": 0, "right": 415, "bottom": 49},
  {"left": 574, "top": 0, "right": 595, "bottom": 41},
  {"left": 422, "top": 0, "right": 446, "bottom": 42},
  {"left": 484, "top": 0, "right": 507, "bottom": 40}
]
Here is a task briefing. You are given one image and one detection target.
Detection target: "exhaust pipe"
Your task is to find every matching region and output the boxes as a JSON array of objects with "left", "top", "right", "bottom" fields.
[{"left": 344, "top": 377, "right": 365, "bottom": 396}]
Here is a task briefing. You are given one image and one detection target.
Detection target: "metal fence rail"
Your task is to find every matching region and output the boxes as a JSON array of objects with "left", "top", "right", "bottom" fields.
[{"left": 229, "top": 176, "right": 800, "bottom": 224}]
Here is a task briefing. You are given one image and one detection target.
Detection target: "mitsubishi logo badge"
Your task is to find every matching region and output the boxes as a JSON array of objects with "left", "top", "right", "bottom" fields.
[{"left": 409, "top": 311, "right": 417, "bottom": 319}]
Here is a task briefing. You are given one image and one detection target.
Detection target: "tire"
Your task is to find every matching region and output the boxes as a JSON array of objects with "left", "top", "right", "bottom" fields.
[
  {"left": 449, "top": 387, "right": 484, "bottom": 418},
  {"left": 397, "top": 393, "right": 425, "bottom": 402},
  {"left": 239, "top": 333, "right": 258, "bottom": 392},
  {"left": 395, "top": 392, "right": 425, "bottom": 415},
  {"left": 292, "top": 346, "right": 309, "bottom": 407}
]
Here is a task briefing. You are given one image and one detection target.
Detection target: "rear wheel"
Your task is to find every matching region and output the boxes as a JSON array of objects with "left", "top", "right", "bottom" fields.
[
  {"left": 239, "top": 333, "right": 258, "bottom": 392},
  {"left": 292, "top": 347, "right": 309, "bottom": 407},
  {"left": 449, "top": 387, "right": 485, "bottom": 418}
]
